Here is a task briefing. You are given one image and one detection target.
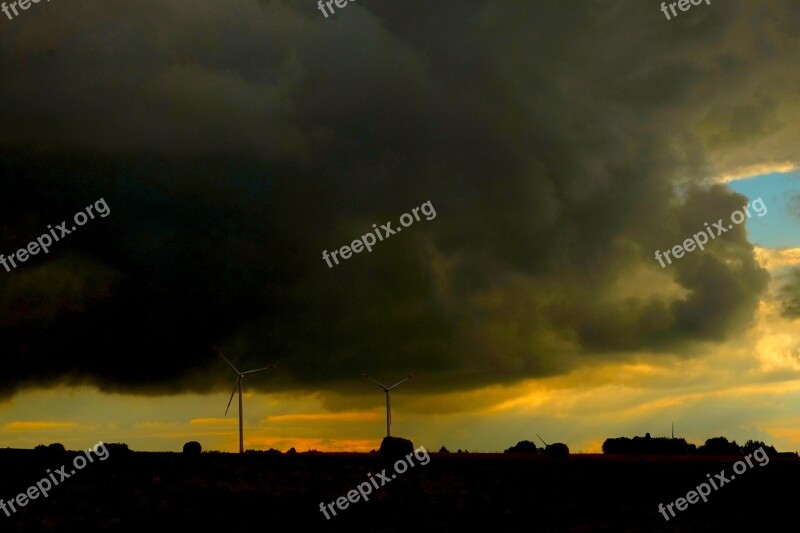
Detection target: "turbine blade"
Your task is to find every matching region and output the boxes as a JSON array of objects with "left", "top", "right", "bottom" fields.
[
  {"left": 212, "top": 345, "right": 240, "bottom": 374},
  {"left": 241, "top": 363, "right": 278, "bottom": 375},
  {"left": 225, "top": 377, "right": 239, "bottom": 415},
  {"left": 388, "top": 372, "right": 417, "bottom": 390},
  {"left": 362, "top": 373, "right": 389, "bottom": 390}
]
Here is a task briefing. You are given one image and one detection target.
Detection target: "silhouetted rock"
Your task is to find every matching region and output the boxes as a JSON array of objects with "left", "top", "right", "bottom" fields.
[
  {"left": 183, "top": 441, "right": 202, "bottom": 455},
  {"left": 380, "top": 436, "right": 413, "bottom": 462},
  {"left": 439, "top": 446, "right": 450, "bottom": 454},
  {"left": 504, "top": 440, "right": 538, "bottom": 454}
]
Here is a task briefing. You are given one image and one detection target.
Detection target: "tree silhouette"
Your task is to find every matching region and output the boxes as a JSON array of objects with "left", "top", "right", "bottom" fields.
[
  {"left": 504, "top": 440, "right": 538, "bottom": 453},
  {"left": 698, "top": 437, "right": 740, "bottom": 455},
  {"left": 741, "top": 440, "right": 777, "bottom": 456}
]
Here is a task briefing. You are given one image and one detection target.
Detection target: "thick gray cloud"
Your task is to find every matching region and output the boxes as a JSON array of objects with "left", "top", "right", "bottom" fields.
[
  {"left": 0, "top": 0, "right": 793, "bottom": 398},
  {"left": 779, "top": 268, "right": 800, "bottom": 318}
]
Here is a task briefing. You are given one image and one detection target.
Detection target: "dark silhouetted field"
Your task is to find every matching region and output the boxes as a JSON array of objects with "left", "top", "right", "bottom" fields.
[{"left": 0, "top": 449, "right": 795, "bottom": 532}]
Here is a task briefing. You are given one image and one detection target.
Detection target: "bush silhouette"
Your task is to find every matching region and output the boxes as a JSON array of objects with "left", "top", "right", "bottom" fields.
[
  {"left": 741, "top": 440, "right": 777, "bottom": 456},
  {"left": 183, "top": 441, "right": 202, "bottom": 455},
  {"left": 545, "top": 442, "right": 569, "bottom": 458},
  {"left": 504, "top": 440, "right": 538, "bottom": 453},
  {"left": 698, "top": 437, "right": 740, "bottom": 455}
]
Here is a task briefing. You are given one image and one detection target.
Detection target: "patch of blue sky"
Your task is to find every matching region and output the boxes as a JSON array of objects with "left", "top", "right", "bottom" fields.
[{"left": 727, "top": 170, "right": 800, "bottom": 249}]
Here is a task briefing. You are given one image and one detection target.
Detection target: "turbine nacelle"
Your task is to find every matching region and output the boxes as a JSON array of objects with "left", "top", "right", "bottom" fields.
[{"left": 362, "top": 372, "right": 417, "bottom": 391}]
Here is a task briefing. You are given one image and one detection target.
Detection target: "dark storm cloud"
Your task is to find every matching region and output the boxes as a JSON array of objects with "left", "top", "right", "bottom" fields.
[{"left": 0, "top": 0, "right": 793, "bottom": 398}]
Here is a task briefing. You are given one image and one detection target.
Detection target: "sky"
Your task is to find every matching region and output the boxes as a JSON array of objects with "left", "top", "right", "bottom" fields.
[{"left": 1, "top": 0, "right": 800, "bottom": 453}]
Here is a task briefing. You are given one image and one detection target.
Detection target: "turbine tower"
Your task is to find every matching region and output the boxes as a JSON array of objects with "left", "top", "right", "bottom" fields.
[
  {"left": 213, "top": 346, "right": 278, "bottom": 453},
  {"left": 362, "top": 373, "right": 416, "bottom": 437}
]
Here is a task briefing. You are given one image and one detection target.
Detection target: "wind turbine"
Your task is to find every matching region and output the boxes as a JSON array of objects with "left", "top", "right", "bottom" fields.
[
  {"left": 213, "top": 346, "right": 278, "bottom": 454},
  {"left": 362, "top": 373, "right": 416, "bottom": 437}
]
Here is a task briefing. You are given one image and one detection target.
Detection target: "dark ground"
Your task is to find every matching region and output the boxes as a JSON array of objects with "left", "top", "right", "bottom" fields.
[{"left": 0, "top": 449, "right": 795, "bottom": 532}]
